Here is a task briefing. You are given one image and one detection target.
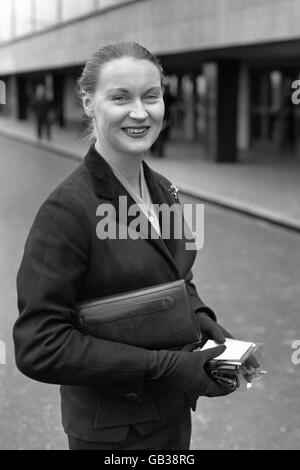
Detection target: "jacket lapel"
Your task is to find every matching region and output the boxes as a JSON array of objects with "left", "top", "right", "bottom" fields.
[
  {"left": 143, "top": 160, "right": 197, "bottom": 276},
  {"left": 84, "top": 145, "right": 180, "bottom": 279},
  {"left": 142, "top": 160, "right": 191, "bottom": 259}
]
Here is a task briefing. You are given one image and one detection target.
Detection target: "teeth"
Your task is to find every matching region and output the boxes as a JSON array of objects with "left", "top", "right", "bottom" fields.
[{"left": 123, "top": 127, "right": 148, "bottom": 134}]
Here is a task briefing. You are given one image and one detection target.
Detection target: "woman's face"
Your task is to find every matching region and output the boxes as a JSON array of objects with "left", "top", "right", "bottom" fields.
[{"left": 88, "top": 56, "right": 165, "bottom": 157}]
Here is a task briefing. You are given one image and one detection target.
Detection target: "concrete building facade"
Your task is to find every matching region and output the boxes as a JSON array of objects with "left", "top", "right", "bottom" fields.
[{"left": 1, "top": 0, "right": 300, "bottom": 161}]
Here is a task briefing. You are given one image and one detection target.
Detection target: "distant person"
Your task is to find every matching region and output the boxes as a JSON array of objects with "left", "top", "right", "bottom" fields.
[
  {"left": 151, "top": 84, "right": 175, "bottom": 157},
  {"left": 32, "top": 84, "right": 53, "bottom": 141}
]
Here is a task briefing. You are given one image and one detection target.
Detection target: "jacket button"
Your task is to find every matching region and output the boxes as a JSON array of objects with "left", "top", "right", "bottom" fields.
[{"left": 125, "top": 391, "right": 139, "bottom": 400}]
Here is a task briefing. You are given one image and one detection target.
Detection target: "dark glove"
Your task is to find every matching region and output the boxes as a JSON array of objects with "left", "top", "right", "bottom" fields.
[
  {"left": 196, "top": 312, "right": 226, "bottom": 344},
  {"left": 146, "top": 345, "right": 236, "bottom": 411}
]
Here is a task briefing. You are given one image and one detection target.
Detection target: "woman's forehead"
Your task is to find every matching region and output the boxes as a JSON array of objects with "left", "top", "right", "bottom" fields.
[{"left": 97, "top": 57, "right": 161, "bottom": 91}]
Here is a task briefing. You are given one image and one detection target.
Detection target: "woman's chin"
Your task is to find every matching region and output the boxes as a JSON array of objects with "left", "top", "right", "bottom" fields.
[{"left": 121, "top": 140, "right": 153, "bottom": 156}]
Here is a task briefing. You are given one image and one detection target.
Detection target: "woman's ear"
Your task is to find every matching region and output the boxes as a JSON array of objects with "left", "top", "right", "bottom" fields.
[{"left": 82, "top": 92, "right": 94, "bottom": 118}]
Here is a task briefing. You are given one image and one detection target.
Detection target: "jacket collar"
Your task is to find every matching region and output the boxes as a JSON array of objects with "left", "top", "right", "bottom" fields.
[
  {"left": 84, "top": 144, "right": 181, "bottom": 278},
  {"left": 84, "top": 144, "right": 174, "bottom": 206}
]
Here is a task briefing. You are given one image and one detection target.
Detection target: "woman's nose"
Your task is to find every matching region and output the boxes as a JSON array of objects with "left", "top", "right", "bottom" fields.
[{"left": 129, "top": 99, "right": 148, "bottom": 120}]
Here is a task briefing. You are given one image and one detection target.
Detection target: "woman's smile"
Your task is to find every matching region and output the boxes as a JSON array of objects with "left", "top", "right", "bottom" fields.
[{"left": 121, "top": 126, "right": 150, "bottom": 138}]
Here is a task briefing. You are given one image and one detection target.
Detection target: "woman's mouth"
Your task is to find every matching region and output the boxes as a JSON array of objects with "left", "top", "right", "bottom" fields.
[{"left": 122, "top": 127, "right": 150, "bottom": 138}]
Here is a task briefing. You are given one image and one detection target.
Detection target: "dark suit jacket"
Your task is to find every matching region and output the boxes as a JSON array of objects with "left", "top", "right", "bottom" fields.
[{"left": 13, "top": 144, "right": 215, "bottom": 443}]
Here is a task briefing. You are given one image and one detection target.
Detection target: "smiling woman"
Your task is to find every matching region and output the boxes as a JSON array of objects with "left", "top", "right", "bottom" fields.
[{"left": 13, "top": 40, "right": 235, "bottom": 451}]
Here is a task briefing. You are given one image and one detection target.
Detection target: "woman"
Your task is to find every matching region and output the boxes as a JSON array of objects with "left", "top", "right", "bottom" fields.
[{"left": 13, "top": 41, "right": 235, "bottom": 450}]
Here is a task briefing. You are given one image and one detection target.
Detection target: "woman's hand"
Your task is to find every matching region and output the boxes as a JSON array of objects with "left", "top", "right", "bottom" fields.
[{"left": 147, "top": 345, "right": 237, "bottom": 410}]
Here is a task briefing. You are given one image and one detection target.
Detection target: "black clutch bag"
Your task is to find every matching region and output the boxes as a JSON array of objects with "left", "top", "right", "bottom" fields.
[{"left": 76, "top": 279, "right": 200, "bottom": 350}]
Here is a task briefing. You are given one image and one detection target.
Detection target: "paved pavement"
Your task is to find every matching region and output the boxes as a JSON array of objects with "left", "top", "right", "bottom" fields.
[
  {"left": 1, "top": 116, "right": 300, "bottom": 231},
  {"left": 0, "top": 136, "right": 300, "bottom": 450}
]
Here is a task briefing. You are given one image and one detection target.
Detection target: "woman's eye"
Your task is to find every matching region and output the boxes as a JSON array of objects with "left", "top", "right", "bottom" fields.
[
  {"left": 144, "top": 95, "right": 159, "bottom": 101},
  {"left": 112, "top": 96, "right": 127, "bottom": 102}
]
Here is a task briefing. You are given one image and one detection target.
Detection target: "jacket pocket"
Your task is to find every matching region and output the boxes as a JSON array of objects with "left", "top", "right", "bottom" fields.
[{"left": 94, "top": 395, "right": 160, "bottom": 442}]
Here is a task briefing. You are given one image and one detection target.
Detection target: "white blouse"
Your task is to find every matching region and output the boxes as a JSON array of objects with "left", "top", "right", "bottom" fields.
[{"left": 109, "top": 161, "right": 161, "bottom": 238}]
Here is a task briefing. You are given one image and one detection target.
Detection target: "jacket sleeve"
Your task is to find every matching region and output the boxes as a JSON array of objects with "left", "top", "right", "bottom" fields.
[
  {"left": 13, "top": 188, "right": 148, "bottom": 396},
  {"left": 184, "top": 270, "right": 217, "bottom": 322}
]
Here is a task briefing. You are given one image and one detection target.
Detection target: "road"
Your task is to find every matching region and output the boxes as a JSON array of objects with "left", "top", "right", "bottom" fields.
[{"left": 0, "top": 135, "right": 299, "bottom": 450}]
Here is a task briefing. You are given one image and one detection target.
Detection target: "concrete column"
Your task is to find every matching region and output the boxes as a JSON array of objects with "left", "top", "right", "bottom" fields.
[
  {"left": 17, "top": 76, "right": 28, "bottom": 120},
  {"left": 203, "top": 62, "right": 218, "bottom": 160},
  {"left": 11, "top": 0, "right": 16, "bottom": 39},
  {"left": 260, "top": 73, "right": 270, "bottom": 140},
  {"left": 175, "top": 74, "right": 184, "bottom": 130},
  {"left": 203, "top": 60, "right": 239, "bottom": 162},
  {"left": 217, "top": 60, "right": 239, "bottom": 162},
  {"left": 30, "top": 0, "right": 37, "bottom": 32},
  {"left": 53, "top": 73, "right": 65, "bottom": 127},
  {"left": 183, "top": 74, "right": 197, "bottom": 141},
  {"left": 8, "top": 76, "right": 19, "bottom": 118},
  {"left": 176, "top": 74, "right": 183, "bottom": 100},
  {"left": 237, "top": 64, "right": 250, "bottom": 151},
  {"left": 249, "top": 69, "right": 260, "bottom": 139},
  {"left": 192, "top": 73, "right": 198, "bottom": 140},
  {"left": 0, "top": 78, "right": 7, "bottom": 115},
  {"left": 57, "top": 0, "right": 63, "bottom": 22}
]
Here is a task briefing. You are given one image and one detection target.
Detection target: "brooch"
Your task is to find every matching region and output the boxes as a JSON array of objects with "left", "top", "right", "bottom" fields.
[{"left": 168, "top": 183, "right": 179, "bottom": 200}]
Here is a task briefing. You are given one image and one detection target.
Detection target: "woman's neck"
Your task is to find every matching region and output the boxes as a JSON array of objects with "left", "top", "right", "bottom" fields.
[{"left": 95, "top": 140, "right": 143, "bottom": 193}]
